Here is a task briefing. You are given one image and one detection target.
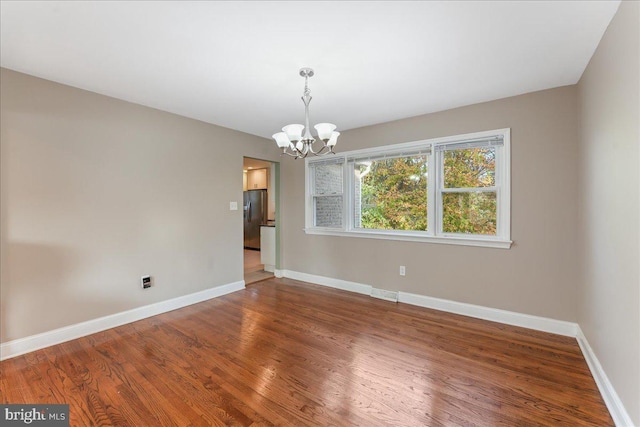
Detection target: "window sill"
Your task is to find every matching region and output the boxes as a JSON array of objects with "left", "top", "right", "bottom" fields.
[{"left": 303, "top": 228, "right": 512, "bottom": 249}]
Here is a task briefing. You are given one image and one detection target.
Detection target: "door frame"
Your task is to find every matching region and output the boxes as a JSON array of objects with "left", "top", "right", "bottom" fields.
[{"left": 242, "top": 157, "right": 280, "bottom": 274}]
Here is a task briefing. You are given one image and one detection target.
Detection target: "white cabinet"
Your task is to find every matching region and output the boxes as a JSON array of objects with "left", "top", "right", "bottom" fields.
[
  {"left": 247, "top": 168, "right": 268, "bottom": 190},
  {"left": 260, "top": 226, "right": 275, "bottom": 272}
]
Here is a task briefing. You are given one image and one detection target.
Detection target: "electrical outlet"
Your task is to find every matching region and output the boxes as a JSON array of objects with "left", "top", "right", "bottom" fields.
[
  {"left": 399, "top": 266, "right": 406, "bottom": 276},
  {"left": 229, "top": 201, "right": 238, "bottom": 211},
  {"left": 141, "top": 276, "right": 152, "bottom": 289}
]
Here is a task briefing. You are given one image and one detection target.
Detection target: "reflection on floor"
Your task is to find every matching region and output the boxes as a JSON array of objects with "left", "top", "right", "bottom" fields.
[{"left": 244, "top": 249, "right": 274, "bottom": 285}]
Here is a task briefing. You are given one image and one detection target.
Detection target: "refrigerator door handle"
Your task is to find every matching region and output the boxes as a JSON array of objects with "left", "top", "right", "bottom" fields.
[{"left": 247, "top": 201, "right": 251, "bottom": 221}]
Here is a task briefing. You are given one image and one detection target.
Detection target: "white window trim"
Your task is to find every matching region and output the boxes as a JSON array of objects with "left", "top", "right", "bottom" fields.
[{"left": 304, "top": 128, "right": 512, "bottom": 249}]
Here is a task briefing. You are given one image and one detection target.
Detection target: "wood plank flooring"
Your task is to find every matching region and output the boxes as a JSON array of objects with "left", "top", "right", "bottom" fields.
[{"left": 0, "top": 278, "right": 613, "bottom": 426}]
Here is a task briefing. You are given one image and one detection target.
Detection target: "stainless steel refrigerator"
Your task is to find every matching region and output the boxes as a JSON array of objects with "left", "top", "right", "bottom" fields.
[{"left": 243, "top": 189, "right": 268, "bottom": 250}]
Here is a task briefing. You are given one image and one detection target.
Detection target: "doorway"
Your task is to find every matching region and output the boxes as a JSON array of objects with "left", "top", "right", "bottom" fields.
[{"left": 243, "top": 157, "right": 277, "bottom": 284}]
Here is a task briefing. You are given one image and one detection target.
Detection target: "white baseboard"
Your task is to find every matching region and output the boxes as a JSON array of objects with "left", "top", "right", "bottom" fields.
[
  {"left": 0, "top": 280, "right": 245, "bottom": 361},
  {"left": 398, "top": 291, "right": 578, "bottom": 337},
  {"left": 281, "top": 270, "right": 576, "bottom": 336},
  {"left": 264, "top": 264, "right": 275, "bottom": 273},
  {"left": 274, "top": 269, "right": 285, "bottom": 278},
  {"left": 280, "top": 270, "right": 372, "bottom": 295},
  {"left": 576, "top": 327, "right": 635, "bottom": 427}
]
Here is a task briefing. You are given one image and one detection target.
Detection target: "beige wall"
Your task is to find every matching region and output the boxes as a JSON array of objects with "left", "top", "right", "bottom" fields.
[
  {"left": 577, "top": 1, "right": 639, "bottom": 424},
  {"left": 281, "top": 86, "right": 580, "bottom": 321},
  {"left": 0, "top": 68, "right": 278, "bottom": 342}
]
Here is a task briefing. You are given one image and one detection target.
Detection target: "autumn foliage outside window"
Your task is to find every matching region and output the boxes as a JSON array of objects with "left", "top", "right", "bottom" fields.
[
  {"left": 356, "top": 155, "right": 428, "bottom": 231},
  {"left": 441, "top": 147, "right": 497, "bottom": 235},
  {"left": 305, "top": 129, "right": 510, "bottom": 248}
]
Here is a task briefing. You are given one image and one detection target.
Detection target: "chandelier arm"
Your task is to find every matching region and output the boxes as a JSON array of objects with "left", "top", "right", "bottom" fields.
[
  {"left": 310, "top": 141, "right": 337, "bottom": 156},
  {"left": 307, "top": 143, "right": 329, "bottom": 155},
  {"left": 281, "top": 148, "right": 300, "bottom": 158},
  {"left": 285, "top": 142, "right": 309, "bottom": 159}
]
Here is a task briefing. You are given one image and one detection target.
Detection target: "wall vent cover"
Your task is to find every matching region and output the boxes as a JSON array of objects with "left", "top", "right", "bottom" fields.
[{"left": 370, "top": 288, "right": 399, "bottom": 303}]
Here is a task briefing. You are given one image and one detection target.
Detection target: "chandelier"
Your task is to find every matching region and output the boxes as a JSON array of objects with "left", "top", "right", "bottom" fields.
[{"left": 272, "top": 68, "right": 339, "bottom": 159}]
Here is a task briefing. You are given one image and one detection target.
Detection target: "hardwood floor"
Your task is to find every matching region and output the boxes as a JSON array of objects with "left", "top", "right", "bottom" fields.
[{"left": 1, "top": 278, "right": 613, "bottom": 426}]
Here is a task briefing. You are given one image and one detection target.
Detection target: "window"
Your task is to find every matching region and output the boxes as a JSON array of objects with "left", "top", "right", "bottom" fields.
[
  {"left": 353, "top": 150, "right": 429, "bottom": 232},
  {"left": 437, "top": 139, "right": 502, "bottom": 236},
  {"left": 305, "top": 129, "right": 511, "bottom": 248},
  {"left": 309, "top": 158, "right": 344, "bottom": 228}
]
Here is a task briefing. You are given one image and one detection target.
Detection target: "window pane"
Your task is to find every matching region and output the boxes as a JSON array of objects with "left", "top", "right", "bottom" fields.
[
  {"left": 314, "top": 163, "right": 343, "bottom": 195},
  {"left": 442, "top": 192, "right": 496, "bottom": 235},
  {"left": 444, "top": 147, "right": 495, "bottom": 188},
  {"left": 354, "top": 156, "right": 428, "bottom": 231},
  {"left": 314, "top": 196, "right": 343, "bottom": 227}
]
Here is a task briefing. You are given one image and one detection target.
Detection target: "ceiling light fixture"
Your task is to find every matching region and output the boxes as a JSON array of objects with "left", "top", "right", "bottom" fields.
[{"left": 272, "top": 68, "right": 339, "bottom": 159}]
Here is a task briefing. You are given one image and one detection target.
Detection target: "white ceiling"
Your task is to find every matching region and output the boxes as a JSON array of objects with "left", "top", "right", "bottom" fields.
[{"left": 0, "top": 1, "right": 620, "bottom": 140}]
